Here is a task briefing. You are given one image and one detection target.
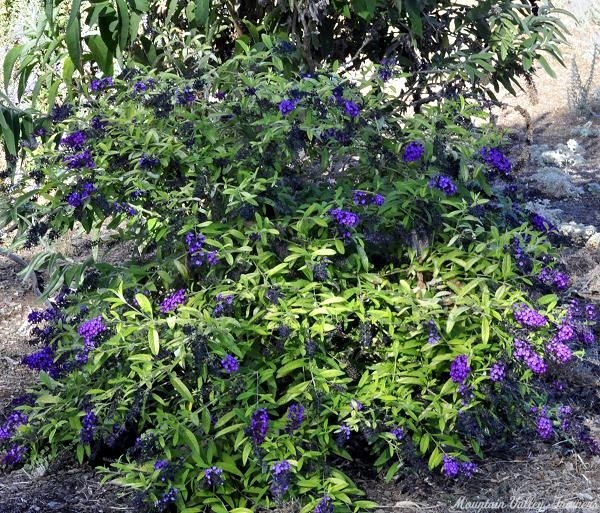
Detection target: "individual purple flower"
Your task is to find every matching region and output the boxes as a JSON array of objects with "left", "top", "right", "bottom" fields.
[
  {"left": 442, "top": 455, "right": 460, "bottom": 478},
  {"left": 64, "top": 149, "right": 95, "bottom": 169},
  {"left": 378, "top": 58, "right": 395, "bottom": 82},
  {"left": 489, "top": 361, "right": 506, "bottom": 382},
  {"left": 215, "top": 91, "right": 226, "bottom": 100},
  {"left": 221, "top": 354, "right": 239, "bottom": 373},
  {"left": 450, "top": 355, "right": 470, "bottom": 383},
  {"left": 270, "top": 460, "right": 292, "bottom": 498},
  {"left": 428, "top": 175, "right": 457, "bottom": 196},
  {"left": 343, "top": 100, "right": 361, "bottom": 117},
  {"left": 61, "top": 130, "right": 87, "bottom": 148},
  {"left": 279, "top": 98, "right": 300, "bottom": 115},
  {"left": 80, "top": 409, "right": 97, "bottom": 444},
  {"left": 513, "top": 305, "right": 547, "bottom": 329},
  {"left": 286, "top": 403, "right": 304, "bottom": 433},
  {"left": 536, "top": 415, "right": 553, "bottom": 440},
  {"left": 390, "top": 427, "right": 404, "bottom": 441},
  {"left": 403, "top": 141, "right": 425, "bottom": 162},
  {"left": 204, "top": 466, "right": 224, "bottom": 488},
  {"left": 479, "top": 147, "right": 512, "bottom": 176},
  {"left": 314, "top": 496, "right": 334, "bottom": 513},
  {"left": 159, "top": 289, "right": 186, "bottom": 313},
  {"left": 250, "top": 408, "right": 269, "bottom": 445},
  {"left": 2, "top": 444, "right": 26, "bottom": 465}
]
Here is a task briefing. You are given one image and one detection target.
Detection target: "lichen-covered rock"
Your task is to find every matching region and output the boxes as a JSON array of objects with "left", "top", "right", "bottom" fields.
[{"left": 526, "top": 166, "right": 584, "bottom": 198}]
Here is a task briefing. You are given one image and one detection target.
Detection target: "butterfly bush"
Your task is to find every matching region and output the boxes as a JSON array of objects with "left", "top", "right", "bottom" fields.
[{"left": 4, "top": 48, "right": 599, "bottom": 513}]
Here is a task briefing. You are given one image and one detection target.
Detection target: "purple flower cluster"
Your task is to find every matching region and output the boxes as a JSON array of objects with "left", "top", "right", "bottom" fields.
[
  {"left": 343, "top": 100, "right": 361, "bottom": 118},
  {"left": 403, "top": 141, "right": 425, "bottom": 162},
  {"left": 328, "top": 208, "right": 359, "bottom": 238},
  {"left": 90, "top": 76, "right": 113, "bottom": 92},
  {"left": 513, "top": 339, "right": 547, "bottom": 374},
  {"left": 184, "top": 232, "right": 219, "bottom": 267},
  {"left": 479, "top": 147, "right": 512, "bottom": 176},
  {"left": 489, "top": 361, "right": 506, "bottom": 382},
  {"left": 154, "top": 487, "right": 178, "bottom": 510},
  {"left": 425, "top": 320, "right": 441, "bottom": 344},
  {"left": 22, "top": 346, "right": 57, "bottom": 375},
  {"left": 511, "top": 236, "right": 532, "bottom": 274},
  {"left": 250, "top": 408, "right": 269, "bottom": 445},
  {"left": 529, "top": 213, "right": 555, "bottom": 233},
  {"left": 314, "top": 496, "right": 334, "bottom": 513},
  {"left": 390, "top": 427, "right": 404, "bottom": 441},
  {"left": 154, "top": 459, "right": 169, "bottom": 471},
  {"left": 536, "top": 413, "right": 553, "bottom": 440},
  {"left": 546, "top": 339, "right": 573, "bottom": 364},
  {"left": 64, "top": 149, "right": 95, "bottom": 169},
  {"left": 2, "top": 444, "right": 26, "bottom": 465},
  {"left": 450, "top": 355, "right": 470, "bottom": 383},
  {"left": 90, "top": 115, "right": 107, "bottom": 131},
  {"left": 0, "top": 411, "right": 28, "bottom": 440},
  {"left": 51, "top": 103, "right": 73, "bottom": 123},
  {"left": 336, "top": 424, "right": 351, "bottom": 446},
  {"left": 286, "top": 403, "right": 304, "bottom": 433},
  {"left": 132, "top": 79, "right": 156, "bottom": 94},
  {"left": 159, "top": 289, "right": 186, "bottom": 313},
  {"left": 279, "top": 98, "right": 300, "bottom": 115},
  {"left": 67, "top": 181, "right": 96, "bottom": 208},
  {"left": 378, "top": 58, "right": 395, "bottom": 82},
  {"left": 113, "top": 201, "right": 137, "bottom": 216},
  {"left": 139, "top": 154, "right": 160, "bottom": 169},
  {"left": 442, "top": 455, "right": 477, "bottom": 478},
  {"left": 80, "top": 409, "right": 96, "bottom": 444},
  {"left": 352, "top": 190, "right": 384, "bottom": 206},
  {"left": 204, "top": 466, "right": 224, "bottom": 487},
  {"left": 221, "top": 354, "right": 239, "bottom": 373},
  {"left": 79, "top": 316, "right": 106, "bottom": 344},
  {"left": 538, "top": 267, "right": 570, "bottom": 291},
  {"left": 428, "top": 174, "right": 457, "bottom": 196},
  {"left": 61, "top": 130, "right": 87, "bottom": 148},
  {"left": 213, "top": 293, "right": 234, "bottom": 318},
  {"left": 270, "top": 460, "right": 292, "bottom": 498},
  {"left": 513, "top": 305, "right": 547, "bottom": 329},
  {"left": 176, "top": 87, "right": 195, "bottom": 105}
]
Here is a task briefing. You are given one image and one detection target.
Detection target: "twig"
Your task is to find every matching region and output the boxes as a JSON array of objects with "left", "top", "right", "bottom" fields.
[{"left": 0, "top": 247, "right": 42, "bottom": 297}]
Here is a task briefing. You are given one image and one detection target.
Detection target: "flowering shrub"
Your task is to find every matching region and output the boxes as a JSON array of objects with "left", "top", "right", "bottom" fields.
[{"left": 1, "top": 48, "right": 599, "bottom": 513}]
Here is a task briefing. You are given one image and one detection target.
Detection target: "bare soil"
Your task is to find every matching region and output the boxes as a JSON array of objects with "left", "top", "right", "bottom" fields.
[{"left": 2, "top": 2, "right": 600, "bottom": 512}]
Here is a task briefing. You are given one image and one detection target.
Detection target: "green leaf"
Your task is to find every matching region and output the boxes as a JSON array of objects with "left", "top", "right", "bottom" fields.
[
  {"left": 195, "top": 0, "right": 209, "bottom": 27},
  {"left": 170, "top": 373, "right": 194, "bottom": 403},
  {"left": 115, "top": 0, "right": 130, "bottom": 50},
  {"left": 181, "top": 427, "right": 201, "bottom": 460},
  {"left": 276, "top": 359, "right": 305, "bottom": 378},
  {"left": 66, "top": 0, "right": 83, "bottom": 71},
  {"left": 148, "top": 327, "right": 160, "bottom": 355},
  {"left": 135, "top": 293, "right": 153, "bottom": 315},
  {"left": 3, "top": 45, "right": 23, "bottom": 91},
  {"left": 87, "top": 35, "right": 114, "bottom": 75},
  {"left": 0, "top": 108, "right": 18, "bottom": 156},
  {"left": 481, "top": 316, "right": 490, "bottom": 344}
]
